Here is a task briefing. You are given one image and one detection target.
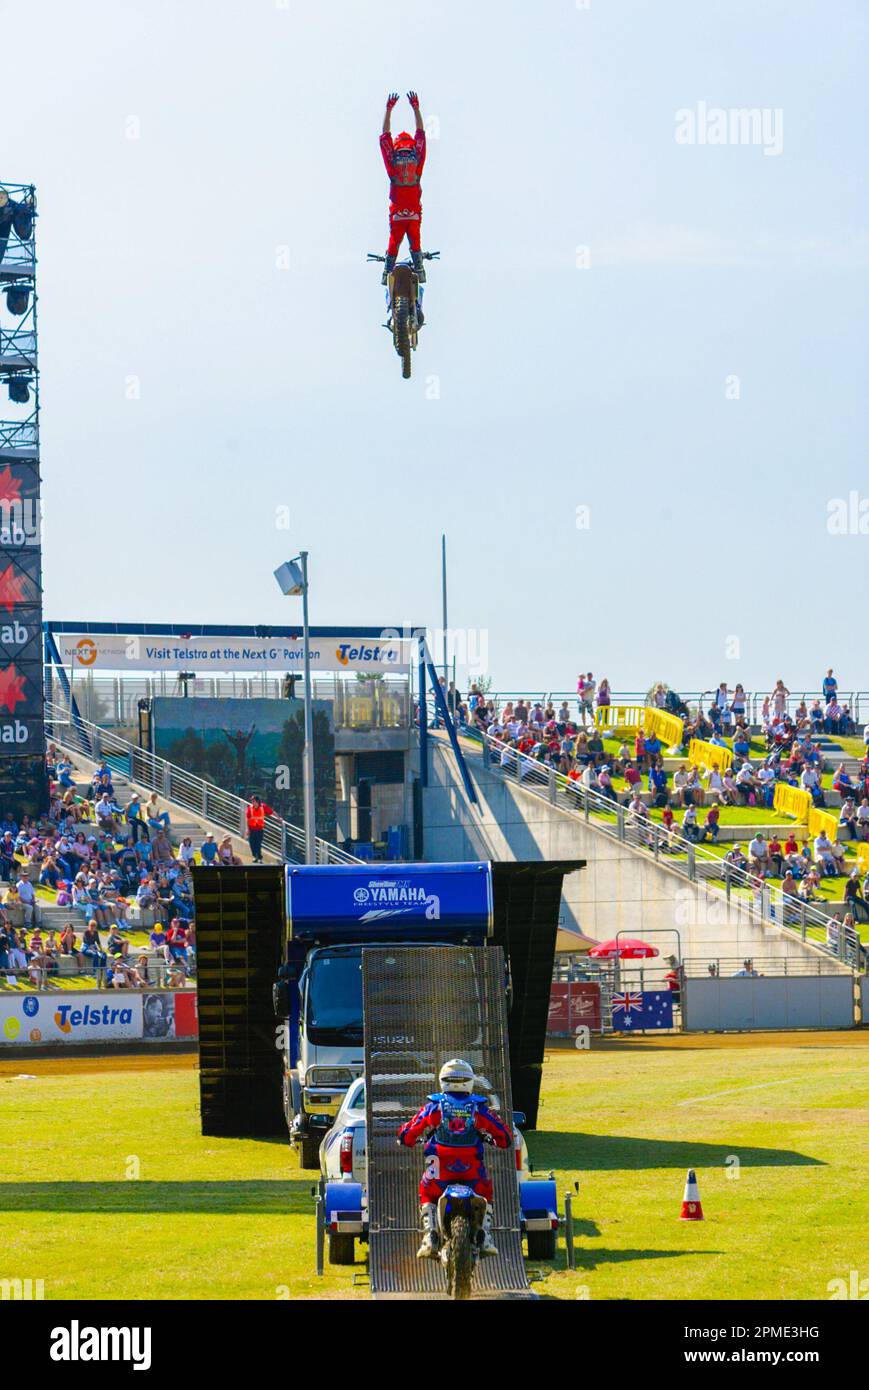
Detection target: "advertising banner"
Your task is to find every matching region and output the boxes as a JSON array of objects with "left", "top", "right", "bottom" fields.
[
  {"left": 54, "top": 632, "right": 412, "bottom": 675},
  {"left": 548, "top": 982, "right": 602, "bottom": 1033},
  {"left": 0, "top": 989, "right": 199, "bottom": 1044},
  {"left": 0, "top": 991, "right": 143, "bottom": 1044},
  {"left": 0, "top": 187, "right": 46, "bottom": 821}
]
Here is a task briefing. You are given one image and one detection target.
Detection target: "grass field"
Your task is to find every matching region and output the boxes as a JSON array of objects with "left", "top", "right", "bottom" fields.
[{"left": 2, "top": 1035, "right": 867, "bottom": 1301}]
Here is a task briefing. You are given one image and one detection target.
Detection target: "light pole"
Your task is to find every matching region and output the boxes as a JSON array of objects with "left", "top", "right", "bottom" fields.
[{"left": 274, "top": 553, "right": 317, "bottom": 864}]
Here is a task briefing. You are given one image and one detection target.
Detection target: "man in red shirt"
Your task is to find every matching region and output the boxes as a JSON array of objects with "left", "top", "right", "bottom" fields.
[
  {"left": 245, "top": 796, "right": 274, "bottom": 864},
  {"left": 380, "top": 90, "right": 427, "bottom": 285}
]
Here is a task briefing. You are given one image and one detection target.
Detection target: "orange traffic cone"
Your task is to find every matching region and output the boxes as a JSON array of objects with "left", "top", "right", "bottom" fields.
[{"left": 679, "top": 1169, "right": 704, "bottom": 1221}]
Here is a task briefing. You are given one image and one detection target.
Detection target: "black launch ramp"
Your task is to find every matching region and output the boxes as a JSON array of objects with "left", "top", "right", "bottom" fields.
[{"left": 363, "top": 945, "right": 532, "bottom": 1299}]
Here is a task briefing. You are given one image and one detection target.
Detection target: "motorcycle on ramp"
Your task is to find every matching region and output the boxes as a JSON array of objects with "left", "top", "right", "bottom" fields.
[
  {"left": 436, "top": 1184, "right": 488, "bottom": 1300},
  {"left": 367, "top": 250, "right": 439, "bottom": 380}
]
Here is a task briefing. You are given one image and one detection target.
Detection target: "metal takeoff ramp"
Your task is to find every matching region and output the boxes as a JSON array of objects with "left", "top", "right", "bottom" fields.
[{"left": 362, "top": 945, "right": 532, "bottom": 1299}]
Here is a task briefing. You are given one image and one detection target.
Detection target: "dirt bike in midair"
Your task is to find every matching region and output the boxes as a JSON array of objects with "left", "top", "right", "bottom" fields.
[{"left": 367, "top": 250, "right": 439, "bottom": 380}]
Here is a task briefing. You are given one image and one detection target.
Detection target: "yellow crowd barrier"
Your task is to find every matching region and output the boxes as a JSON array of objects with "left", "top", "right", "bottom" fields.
[
  {"left": 855, "top": 843, "right": 869, "bottom": 872},
  {"left": 643, "top": 707, "right": 684, "bottom": 749},
  {"left": 595, "top": 704, "right": 644, "bottom": 731},
  {"left": 688, "top": 737, "right": 732, "bottom": 773},
  {"left": 807, "top": 807, "right": 840, "bottom": 843},
  {"left": 773, "top": 783, "right": 812, "bottom": 822}
]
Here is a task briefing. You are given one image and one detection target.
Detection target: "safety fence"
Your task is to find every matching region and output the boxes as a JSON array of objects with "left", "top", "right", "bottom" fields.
[
  {"left": 643, "top": 707, "right": 684, "bottom": 749},
  {"left": 476, "top": 690, "right": 869, "bottom": 725},
  {"left": 773, "top": 783, "right": 812, "bottom": 821},
  {"left": 807, "top": 806, "right": 841, "bottom": 844},
  {"left": 594, "top": 704, "right": 645, "bottom": 731},
  {"left": 476, "top": 731, "right": 862, "bottom": 969},
  {"left": 688, "top": 737, "right": 732, "bottom": 773},
  {"left": 45, "top": 700, "right": 360, "bottom": 866}
]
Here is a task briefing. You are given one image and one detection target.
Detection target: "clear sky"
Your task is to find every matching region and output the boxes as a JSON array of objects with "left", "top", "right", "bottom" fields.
[{"left": 8, "top": 0, "right": 867, "bottom": 694}]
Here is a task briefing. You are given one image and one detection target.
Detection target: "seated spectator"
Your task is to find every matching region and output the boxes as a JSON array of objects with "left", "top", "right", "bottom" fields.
[
  {"left": 218, "top": 835, "right": 242, "bottom": 866},
  {"left": 801, "top": 765, "right": 826, "bottom": 807},
  {"left": 95, "top": 793, "right": 121, "bottom": 836},
  {"left": 734, "top": 763, "right": 757, "bottom": 804},
  {"left": 684, "top": 766, "right": 704, "bottom": 807},
  {"left": 644, "top": 732, "right": 662, "bottom": 763},
  {"left": 767, "top": 835, "right": 784, "bottom": 876},
  {"left": 824, "top": 699, "right": 844, "bottom": 735},
  {"left": 595, "top": 761, "right": 617, "bottom": 806},
  {"left": 164, "top": 959, "right": 188, "bottom": 989},
  {"left": 0, "top": 831, "right": 16, "bottom": 882},
  {"left": 90, "top": 761, "right": 115, "bottom": 799},
  {"left": 648, "top": 760, "right": 669, "bottom": 806},
  {"left": 623, "top": 761, "right": 642, "bottom": 797},
  {"left": 56, "top": 756, "right": 75, "bottom": 789},
  {"left": 38, "top": 853, "right": 61, "bottom": 891},
  {"left": 26, "top": 930, "right": 57, "bottom": 985},
  {"left": 832, "top": 763, "right": 853, "bottom": 798},
  {"left": 844, "top": 872, "right": 869, "bottom": 923},
  {"left": 724, "top": 844, "right": 748, "bottom": 873},
  {"left": 732, "top": 730, "right": 751, "bottom": 763},
  {"left": 781, "top": 869, "right": 800, "bottom": 905},
  {"left": 145, "top": 793, "right": 171, "bottom": 832},
  {"left": 166, "top": 919, "right": 190, "bottom": 964},
  {"left": 105, "top": 924, "right": 130, "bottom": 958},
  {"left": 59, "top": 922, "right": 83, "bottom": 966},
  {"left": 587, "top": 731, "right": 604, "bottom": 765},
  {"left": 178, "top": 837, "right": 196, "bottom": 867},
  {"left": 15, "top": 873, "right": 36, "bottom": 926},
  {"left": 755, "top": 762, "right": 777, "bottom": 807},
  {"left": 151, "top": 828, "right": 174, "bottom": 865},
  {"left": 149, "top": 924, "right": 172, "bottom": 963},
  {"left": 702, "top": 803, "right": 721, "bottom": 843},
  {"left": 839, "top": 798, "right": 859, "bottom": 840},
  {"left": 672, "top": 764, "right": 689, "bottom": 805},
  {"left": 813, "top": 830, "right": 838, "bottom": 875},
  {"left": 748, "top": 833, "right": 769, "bottom": 877}
]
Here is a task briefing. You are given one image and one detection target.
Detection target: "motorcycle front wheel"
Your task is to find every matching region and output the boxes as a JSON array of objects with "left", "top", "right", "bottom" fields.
[
  {"left": 393, "top": 296, "right": 412, "bottom": 379},
  {"left": 446, "top": 1215, "right": 474, "bottom": 1300}
]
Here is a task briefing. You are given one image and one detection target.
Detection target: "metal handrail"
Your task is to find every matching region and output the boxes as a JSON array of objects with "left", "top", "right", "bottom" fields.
[
  {"left": 45, "top": 699, "right": 360, "bottom": 867},
  {"left": 448, "top": 690, "right": 869, "bottom": 725},
  {"left": 476, "top": 731, "right": 859, "bottom": 969}
]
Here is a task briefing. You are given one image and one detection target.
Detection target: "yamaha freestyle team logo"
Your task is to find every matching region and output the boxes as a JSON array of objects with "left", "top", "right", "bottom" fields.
[{"left": 352, "top": 880, "right": 440, "bottom": 920}]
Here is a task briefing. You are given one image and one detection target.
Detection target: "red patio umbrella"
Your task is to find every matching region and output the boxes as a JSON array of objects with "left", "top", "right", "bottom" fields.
[{"left": 588, "top": 938, "right": 659, "bottom": 959}]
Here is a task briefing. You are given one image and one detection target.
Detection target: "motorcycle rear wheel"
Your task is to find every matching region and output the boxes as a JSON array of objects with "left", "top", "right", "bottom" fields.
[{"left": 446, "top": 1215, "right": 474, "bottom": 1300}]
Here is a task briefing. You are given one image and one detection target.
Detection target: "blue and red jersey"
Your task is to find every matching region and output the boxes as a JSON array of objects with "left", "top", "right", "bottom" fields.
[{"left": 398, "top": 1091, "right": 511, "bottom": 1196}]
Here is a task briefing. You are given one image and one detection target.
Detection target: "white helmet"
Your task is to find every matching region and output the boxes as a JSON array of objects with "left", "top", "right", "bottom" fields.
[{"left": 439, "top": 1058, "right": 475, "bottom": 1094}]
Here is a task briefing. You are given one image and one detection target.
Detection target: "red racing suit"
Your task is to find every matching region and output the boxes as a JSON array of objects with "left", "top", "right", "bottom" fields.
[
  {"left": 397, "top": 1091, "right": 512, "bottom": 1204},
  {"left": 380, "top": 129, "right": 427, "bottom": 256}
]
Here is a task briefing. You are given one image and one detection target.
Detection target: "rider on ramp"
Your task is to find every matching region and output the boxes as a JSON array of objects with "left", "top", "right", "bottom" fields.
[
  {"left": 379, "top": 90, "right": 427, "bottom": 288},
  {"left": 397, "top": 1058, "right": 512, "bottom": 1260}
]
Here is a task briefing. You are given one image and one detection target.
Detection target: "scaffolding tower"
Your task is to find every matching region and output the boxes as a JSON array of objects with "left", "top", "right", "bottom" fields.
[{"left": 0, "top": 178, "right": 46, "bottom": 816}]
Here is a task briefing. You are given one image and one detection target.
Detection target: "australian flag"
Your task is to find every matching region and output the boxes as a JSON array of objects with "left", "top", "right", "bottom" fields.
[{"left": 611, "top": 989, "right": 674, "bottom": 1030}]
